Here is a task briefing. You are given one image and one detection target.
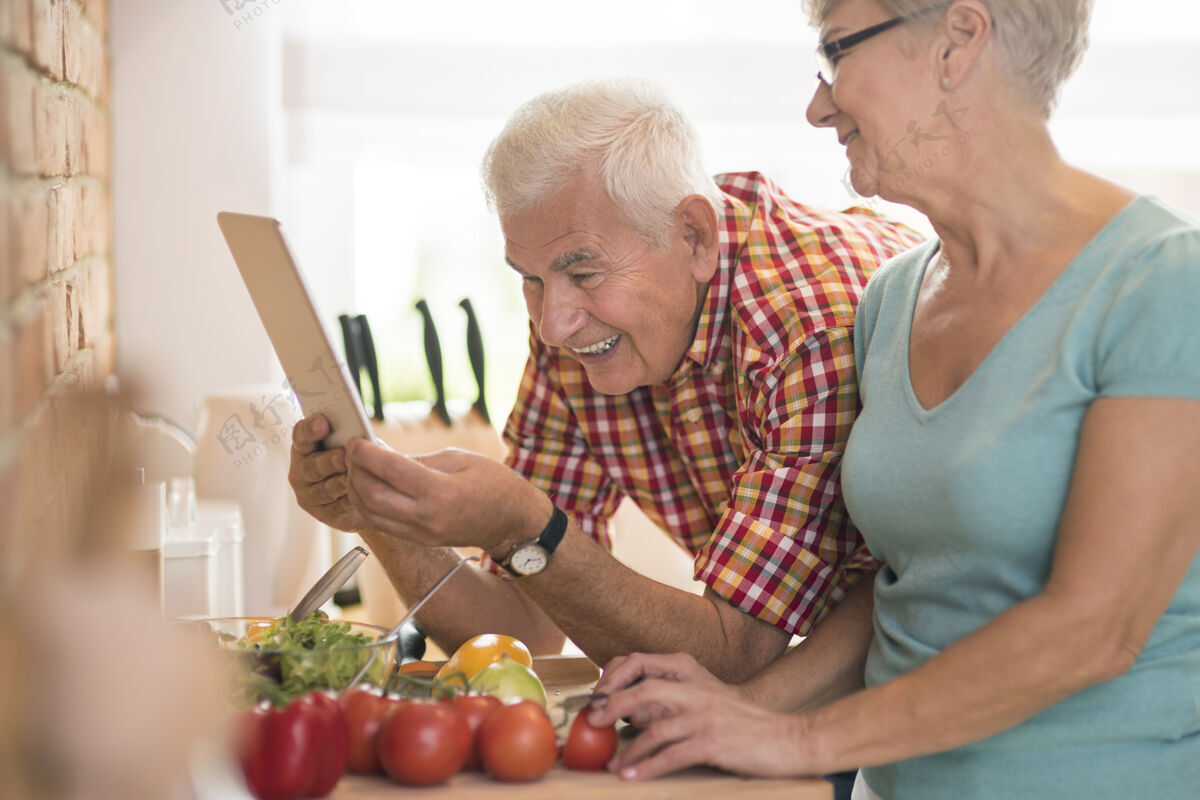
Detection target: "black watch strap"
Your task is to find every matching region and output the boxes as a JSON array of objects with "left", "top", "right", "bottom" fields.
[{"left": 500, "top": 504, "right": 568, "bottom": 576}]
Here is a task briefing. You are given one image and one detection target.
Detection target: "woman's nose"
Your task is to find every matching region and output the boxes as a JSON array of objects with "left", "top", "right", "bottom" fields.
[{"left": 806, "top": 78, "right": 838, "bottom": 128}]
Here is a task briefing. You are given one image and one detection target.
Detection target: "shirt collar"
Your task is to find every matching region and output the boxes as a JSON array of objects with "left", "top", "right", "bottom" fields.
[{"left": 676, "top": 192, "right": 749, "bottom": 379}]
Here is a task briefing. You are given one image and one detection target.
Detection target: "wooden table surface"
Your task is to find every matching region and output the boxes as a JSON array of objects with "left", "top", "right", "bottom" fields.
[{"left": 331, "top": 655, "right": 832, "bottom": 799}]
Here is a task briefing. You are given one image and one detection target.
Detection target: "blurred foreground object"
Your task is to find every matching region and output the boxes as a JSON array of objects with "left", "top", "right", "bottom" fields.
[{"left": 0, "top": 391, "right": 230, "bottom": 800}]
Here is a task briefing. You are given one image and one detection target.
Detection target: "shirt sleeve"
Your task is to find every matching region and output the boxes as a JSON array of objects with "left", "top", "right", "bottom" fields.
[
  {"left": 1097, "top": 227, "right": 1200, "bottom": 402},
  {"left": 694, "top": 325, "right": 870, "bottom": 636},
  {"left": 494, "top": 329, "right": 623, "bottom": 576}
]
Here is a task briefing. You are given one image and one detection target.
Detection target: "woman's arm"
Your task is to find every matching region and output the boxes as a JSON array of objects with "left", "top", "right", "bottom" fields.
[{"left": 600, "top": 396, "right": 1200, "bottom": 779}]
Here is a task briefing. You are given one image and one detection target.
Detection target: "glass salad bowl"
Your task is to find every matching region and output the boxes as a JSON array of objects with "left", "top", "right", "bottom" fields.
[{"left": 184, "top": 615, "right": 397, "bottom": 707}]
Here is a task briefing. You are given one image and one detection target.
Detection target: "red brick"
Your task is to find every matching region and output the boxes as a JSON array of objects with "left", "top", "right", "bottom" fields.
[
  {"left": 64, "top": 92, "right": 87, "bottom": 176},
  {"left": 62, "top": 0, "right": 82, "bottom": 84},
  {"left": 49, "top": 278, "right": 78, "bottom": 372},
  {"left": 64, "top": 2, "right": 104, "bottom": 102},
  {"left": 12, "top": 181, "right": 51, "bottom": 287},
  {"left": 34, "top": 81, "right": 70, "bottom": 177},
  {"left": 6, "top": 0, "right": 34, "bottom": 55},
  {"left": 30, "top": 0, "right": 65, "bottom": 82},
  {"left": 79, "top": 180, "right": 109, "bottom": 256},
  {"left": 14, "top": 297, "right": 53, "bottom": 423},
  {"left": 82, "top": 0, "right": 106, "bottom": 40},
  {"left": 72, "top": 263, "right": 89, "bottom": 349},
  {"left": 3, "top": 58, "right": 38, "bottom": 176},
  {"left": 81, "top": 103, "right": 107, "bottom": 178},
  {"left": 47, "top": 180, "right": 78, "bottom": 273}
]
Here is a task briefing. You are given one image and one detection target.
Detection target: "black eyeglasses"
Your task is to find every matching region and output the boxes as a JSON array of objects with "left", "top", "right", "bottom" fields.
[
  {"left": 815, "top": 4, "right": 946, "bottom": 86},
  {"left": 816, "top": 16, "right": 906, "bottom": 85}
]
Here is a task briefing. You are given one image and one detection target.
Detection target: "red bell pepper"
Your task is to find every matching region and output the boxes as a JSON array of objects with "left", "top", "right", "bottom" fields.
[{"left": 237, "top": 690, "right": 350, "bottom": 799}]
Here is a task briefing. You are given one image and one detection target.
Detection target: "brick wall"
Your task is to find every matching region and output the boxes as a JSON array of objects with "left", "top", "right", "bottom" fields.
[{"left": 1, "top": 0, "right": 112, "bottom": 568}]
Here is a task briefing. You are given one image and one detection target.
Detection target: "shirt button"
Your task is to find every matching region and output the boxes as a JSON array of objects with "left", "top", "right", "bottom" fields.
[
  {"left": 684, "top": 408, "right": 702, "bottom": 424},
  {"left": 710, "top": 363, "right": 726, "bottom": 377}
]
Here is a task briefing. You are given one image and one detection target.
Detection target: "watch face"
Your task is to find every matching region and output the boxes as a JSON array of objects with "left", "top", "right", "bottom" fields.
[{"left": 510, "top": 545, "right": 549, "bottom": 576}]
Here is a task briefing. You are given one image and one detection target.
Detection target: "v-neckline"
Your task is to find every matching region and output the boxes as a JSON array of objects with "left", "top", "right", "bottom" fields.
[{"left": 901, "top": 198, "right": 1143, "bottom": 418}]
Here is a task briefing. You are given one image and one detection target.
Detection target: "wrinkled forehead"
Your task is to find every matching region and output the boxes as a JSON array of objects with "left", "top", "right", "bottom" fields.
[{"left": 500, "top": 175, "right": 632, "bottom": 256}]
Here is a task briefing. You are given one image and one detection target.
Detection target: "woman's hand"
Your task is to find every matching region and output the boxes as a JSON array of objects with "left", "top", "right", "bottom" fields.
[
  {"left": 592, "top": 676, "right": 816, "bottom": 781},
  {"left": 591, "top": 652, "right": 747, "bottom": 726}
]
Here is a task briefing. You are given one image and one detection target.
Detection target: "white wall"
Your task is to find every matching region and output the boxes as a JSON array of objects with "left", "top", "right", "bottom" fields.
[{"left": 111, "top": 0, "right": 282, "bottom": 431}]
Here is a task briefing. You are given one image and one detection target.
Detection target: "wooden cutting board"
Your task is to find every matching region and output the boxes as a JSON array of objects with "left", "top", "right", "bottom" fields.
[{"left": 331, "top": 656, "right": 832, "bottom": 799}]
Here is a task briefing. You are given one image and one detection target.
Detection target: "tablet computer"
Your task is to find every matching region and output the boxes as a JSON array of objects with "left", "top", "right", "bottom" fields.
[{"left": 217, "top": 211, "right": 374, "bottom": 449}]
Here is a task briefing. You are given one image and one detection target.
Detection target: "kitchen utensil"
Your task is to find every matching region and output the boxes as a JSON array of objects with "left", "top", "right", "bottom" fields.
[
  {"left": 459, "top": 297, "right": 490, "bottom": 425},
  {"left": 289, "top": 545, "right": 369, "bottom": 622},
  {"left": 338, "top": 314, "right": 386, "bottom": 422},
  {"left": 414, "top": 299, "right": 452, "bottom": 427},
  {"left": 344, "top": 555, "right": 480, "bottom": 689},
  {"left": 356, "top": 314, "right": 385, "bottom": 421},
  {"left": 558, "top": 674, "right": 641, "bottom": 714},
  {"left": 559, "top": 691, "right": 603, "bottom": 714},
  {"left": 337, "top": 314, "right": 364, "bottom": 399}
]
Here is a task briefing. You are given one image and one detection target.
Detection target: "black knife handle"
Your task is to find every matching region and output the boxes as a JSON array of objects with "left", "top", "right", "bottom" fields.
[
  {"left": 356, "top": 314, "right": 385, "bottom": 421},
  {"left": 338, "top": 314, "right": 364, "bottom": 401},
  {"left": 414, "top": 300, "right": 451, "bottom": 427},
  {"left": 459, "top": 298, "right": 490, "bottom": 424}
]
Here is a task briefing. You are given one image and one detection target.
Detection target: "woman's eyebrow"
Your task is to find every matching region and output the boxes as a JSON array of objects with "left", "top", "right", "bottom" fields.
[{"left": 820, "top": 26, "right": 847, "bottom": 45}]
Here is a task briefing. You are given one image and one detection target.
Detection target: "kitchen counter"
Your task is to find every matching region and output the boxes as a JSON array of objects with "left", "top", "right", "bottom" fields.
[{"left": 331, "top": 655, "right": 832, "bottom": 799}]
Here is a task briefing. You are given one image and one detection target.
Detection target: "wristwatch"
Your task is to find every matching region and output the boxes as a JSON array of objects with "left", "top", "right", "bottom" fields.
[{"left": 499, "top": 505, "right": 568, "bottom": 577}]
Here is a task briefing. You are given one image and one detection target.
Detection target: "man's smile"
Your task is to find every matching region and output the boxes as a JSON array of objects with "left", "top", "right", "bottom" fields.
[{"left": 571, "top": 334, "right": 620, "bottom": 356}]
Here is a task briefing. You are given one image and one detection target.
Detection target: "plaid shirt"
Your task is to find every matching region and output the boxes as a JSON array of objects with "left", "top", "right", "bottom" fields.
[{"left": 501, "top": 172, "right": 923, "bottom": 635}]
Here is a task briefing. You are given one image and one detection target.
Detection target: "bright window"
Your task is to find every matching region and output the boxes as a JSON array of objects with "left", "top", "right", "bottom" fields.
[{"left": 277, "top": 0, "right": 1200, "bottom": 419}]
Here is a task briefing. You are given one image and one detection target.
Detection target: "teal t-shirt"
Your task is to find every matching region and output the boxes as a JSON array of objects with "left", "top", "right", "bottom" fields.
[{"left": 842, "top": 196, "right": 1200, "bottom": 799}]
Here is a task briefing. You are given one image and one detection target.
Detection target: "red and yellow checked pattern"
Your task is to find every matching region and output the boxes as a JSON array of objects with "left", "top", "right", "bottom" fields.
[{"left": 501, "top": 172, "right": 923, "bottom": 635}]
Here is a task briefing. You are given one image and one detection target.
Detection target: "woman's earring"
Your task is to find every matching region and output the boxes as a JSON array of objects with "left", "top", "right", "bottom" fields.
[{"left": 941, "top": 76, "right": 951, "bottom": 88}]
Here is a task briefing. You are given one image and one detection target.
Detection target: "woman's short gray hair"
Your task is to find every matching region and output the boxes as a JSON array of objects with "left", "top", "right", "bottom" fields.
[
  {"left": 803, "top": 0, "right": 1093, "bottom": 117},
  {"left": 481, "top": 78, "right": 725, "bottom": 250}
]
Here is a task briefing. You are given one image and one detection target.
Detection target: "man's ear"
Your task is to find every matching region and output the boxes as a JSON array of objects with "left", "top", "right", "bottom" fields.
[{"left": 678, "top": 194, "right": 720, "bottom": 282}]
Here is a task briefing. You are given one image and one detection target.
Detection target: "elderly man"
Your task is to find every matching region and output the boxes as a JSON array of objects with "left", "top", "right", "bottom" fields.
[{"left": 289, "top": 78, "right": 921, "bottom": 682}]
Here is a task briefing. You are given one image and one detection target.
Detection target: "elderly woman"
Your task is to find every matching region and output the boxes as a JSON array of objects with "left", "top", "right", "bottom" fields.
[{"left": 590, "top": 1, "right": 1200, "bottom": 798}]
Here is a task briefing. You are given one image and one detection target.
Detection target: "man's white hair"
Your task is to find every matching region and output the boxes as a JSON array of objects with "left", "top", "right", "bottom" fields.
[{"left": 481, "top": 78, "right": 725, "bottom": 250}]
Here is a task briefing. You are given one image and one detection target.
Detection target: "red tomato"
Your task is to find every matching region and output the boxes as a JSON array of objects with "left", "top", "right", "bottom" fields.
[
  {"left": 562, "top": 712, "right": 619, "bottom": 771},
  {"left": 376, "top": 700, "right": 471, "bottom": 786},
  {"left": 451, "top": 693, "right": 502, "bottom": 771},
  {"left": 338, "top": 684, "right": 393, "bottom": 775},
  {"left": 301, "top": 691, "right": 349, "bottom": 796},
  {"left": 237, "top": 697, "right": 323, "bottom": 799},
  {"left": 477, "top": 700, "right": 558, "bottom": 782}
]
